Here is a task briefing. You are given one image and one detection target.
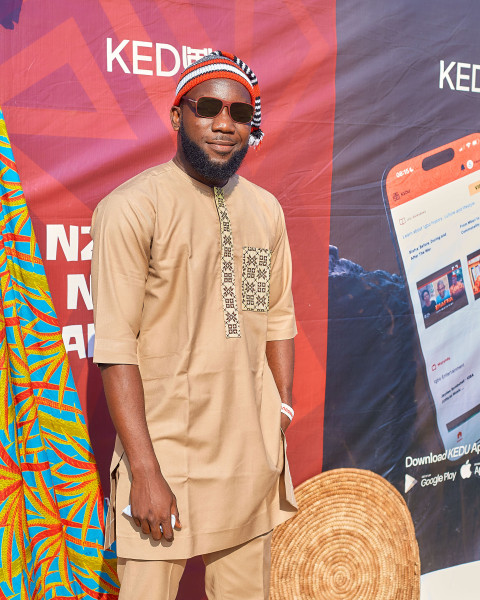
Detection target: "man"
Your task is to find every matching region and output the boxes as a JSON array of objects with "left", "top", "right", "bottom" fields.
[
  {"left": 474, "top": 274, "right": 480, "bottom": 296},
  {"left": 449, "top": 272, "right": 465, "bottom": 300},
  {"left": 436, "top": 279, "right": 451, "bottom": 305},
  {"left": 421, "top": 288, "right": 436, "bottom": 317},
  {"left": 91, "top": 51, "right": 297, "bottom": 600}
]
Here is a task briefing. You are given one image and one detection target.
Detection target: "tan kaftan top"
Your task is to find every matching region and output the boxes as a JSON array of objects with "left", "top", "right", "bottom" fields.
[{"left": 91, "top": 160, "right": 297, "bottom": 560}]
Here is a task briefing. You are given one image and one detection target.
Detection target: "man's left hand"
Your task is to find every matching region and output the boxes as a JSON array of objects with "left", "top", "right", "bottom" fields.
[{"left": 281, "top": 412, "right": 292, "bottom": 433}]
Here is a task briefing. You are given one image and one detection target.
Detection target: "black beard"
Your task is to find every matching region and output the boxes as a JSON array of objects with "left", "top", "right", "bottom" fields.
[{"left": 179, "top": 121, "right": 249, "bottom": 184}]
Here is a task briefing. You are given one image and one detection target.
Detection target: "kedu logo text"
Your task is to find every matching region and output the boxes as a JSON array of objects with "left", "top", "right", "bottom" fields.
[
  {"left": 439, "top": 60, "right": 480, "bottom": 93},
  {"left": 107, "top": 39, "right": 212, "bottom": 77}
]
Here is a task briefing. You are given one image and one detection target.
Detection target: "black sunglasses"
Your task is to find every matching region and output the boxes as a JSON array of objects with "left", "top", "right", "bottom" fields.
[{"left": 184, "top": 96, "right": 254, "bottom": 124}]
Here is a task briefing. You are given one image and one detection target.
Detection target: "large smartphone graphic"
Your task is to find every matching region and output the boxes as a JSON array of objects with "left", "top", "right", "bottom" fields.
[{"left": 383, "top": 133, "right": 480, "bottom": 452}]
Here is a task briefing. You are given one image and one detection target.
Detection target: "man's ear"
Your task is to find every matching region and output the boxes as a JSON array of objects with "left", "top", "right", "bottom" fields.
[{"left": 170, "top": 105, "right": 181, "bottom": 131}]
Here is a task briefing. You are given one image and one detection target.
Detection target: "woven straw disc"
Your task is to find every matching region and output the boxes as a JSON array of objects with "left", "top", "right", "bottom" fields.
[{"left": 271, "top": 469, "right": 420, "bottom": 600}]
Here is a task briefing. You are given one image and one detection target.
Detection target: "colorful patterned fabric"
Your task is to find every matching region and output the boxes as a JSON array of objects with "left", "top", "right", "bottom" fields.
[{"left": 0, "top": 109, "right": 118, "bottom": 599}]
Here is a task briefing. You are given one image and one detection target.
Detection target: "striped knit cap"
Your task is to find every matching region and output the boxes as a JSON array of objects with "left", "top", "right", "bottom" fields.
[{"left": 174, "top": 50, "right": 263, "bottom": 148}]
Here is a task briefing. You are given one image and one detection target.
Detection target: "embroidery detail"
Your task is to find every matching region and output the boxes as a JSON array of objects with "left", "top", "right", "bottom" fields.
[
  {"left": 242, "top": 247, "right": 272, "bottom": 312},
  {"left": 214, "top": 187, "right": 241, "bottom": 338}
]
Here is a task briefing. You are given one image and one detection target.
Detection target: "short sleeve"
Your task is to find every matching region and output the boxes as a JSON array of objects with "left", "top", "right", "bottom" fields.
[
  {"left": 267, "top": 203, "right": 297, "bottom": 341},
  {"left": 91, "top": 190, "right": 155, "bottom": 364}
]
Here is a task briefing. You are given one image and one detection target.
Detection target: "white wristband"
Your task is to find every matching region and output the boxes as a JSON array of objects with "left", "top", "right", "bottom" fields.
[{"left": 281, "top": 403, "right": 294, "bottom": 421}]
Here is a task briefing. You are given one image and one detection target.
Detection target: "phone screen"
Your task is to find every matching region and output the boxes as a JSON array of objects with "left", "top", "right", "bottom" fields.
[{"left": 383, "top": 133, "right": 480, "bottom": 451}]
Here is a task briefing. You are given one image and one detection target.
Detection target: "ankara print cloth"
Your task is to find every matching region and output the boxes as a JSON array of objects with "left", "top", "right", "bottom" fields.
[{"left": 0, "top": 109, "right": 118, "bottom": 599}]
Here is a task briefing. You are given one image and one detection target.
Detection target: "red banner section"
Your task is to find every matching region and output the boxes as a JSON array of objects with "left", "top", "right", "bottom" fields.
[{"left": 0, "top": 3, "right": 336, "bottom": 596}]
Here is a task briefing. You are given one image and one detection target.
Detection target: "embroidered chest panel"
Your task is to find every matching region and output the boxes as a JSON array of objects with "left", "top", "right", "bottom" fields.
[
  {"left": 214, "top": 187, "right": 241, "bottom": 338},
  {"left": 241, "top": 246, "right": 272, "bottom": 312}
]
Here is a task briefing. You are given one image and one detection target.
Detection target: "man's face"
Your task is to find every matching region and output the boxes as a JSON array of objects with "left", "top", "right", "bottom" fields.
[
  {"left": 437, "top": 282, "right": 446, "bottom": 297},
  {"left": 171, "top": 78, "right": 252, "bottom": 184}
]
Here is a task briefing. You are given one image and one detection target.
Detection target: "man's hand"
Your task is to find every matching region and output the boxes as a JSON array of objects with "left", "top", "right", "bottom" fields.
[
  {"left": 130, "top": 469, "right": 181, "bottom": 542},
  {"left": 266, "top": 339, "right": 295, "bottom": 433},
  {"left": 281, "top": 411, "right": 292, "bottom": 433},
  {"left": 100, "top": 364, "right": 182, "bottom": 543}
]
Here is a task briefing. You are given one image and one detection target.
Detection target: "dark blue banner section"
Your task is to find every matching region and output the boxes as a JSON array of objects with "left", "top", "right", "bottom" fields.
[{"left": 327, "top": 0, "right": 480, "bottom": 574}]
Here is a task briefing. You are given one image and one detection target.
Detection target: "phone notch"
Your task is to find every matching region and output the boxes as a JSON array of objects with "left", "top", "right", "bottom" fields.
[{"left": 422, "top": 147, "right": 454, "bottom": 171}]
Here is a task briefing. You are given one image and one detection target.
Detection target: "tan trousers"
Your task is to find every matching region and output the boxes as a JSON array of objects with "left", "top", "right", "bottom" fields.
[{"left": 116, "top": 531, "right": 272, "bottom": 600}]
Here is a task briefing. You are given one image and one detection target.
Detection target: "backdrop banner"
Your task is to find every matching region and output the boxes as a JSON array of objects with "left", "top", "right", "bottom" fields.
[
  {"left": 0, "top": 1, "right": 479, "bottom": 598},
  {"left": 326, "top": 0, "right": 480, "bottom": 579}
]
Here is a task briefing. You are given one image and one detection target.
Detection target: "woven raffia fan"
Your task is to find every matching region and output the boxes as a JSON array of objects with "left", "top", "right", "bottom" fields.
[{"left": 271, "top": 469, "right": 420, "bottom": 600}]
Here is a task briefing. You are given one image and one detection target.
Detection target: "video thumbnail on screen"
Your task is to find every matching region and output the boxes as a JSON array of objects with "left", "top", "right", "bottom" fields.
[
  {"left": 417, "top": 261, "right": 468, "bottom": 328},
  {"left": 467, "top": 249, "right": 480, "bottom": 300}
]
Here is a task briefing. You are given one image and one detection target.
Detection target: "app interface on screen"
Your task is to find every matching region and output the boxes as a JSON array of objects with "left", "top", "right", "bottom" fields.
[{"left": 386, "top": 136, "right": 480, "bottom": 451}]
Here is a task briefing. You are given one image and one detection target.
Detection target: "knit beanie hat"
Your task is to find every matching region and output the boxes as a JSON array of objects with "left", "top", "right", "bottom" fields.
[{"left": 174, "top": 50, "right": 263, "bottom": 147}]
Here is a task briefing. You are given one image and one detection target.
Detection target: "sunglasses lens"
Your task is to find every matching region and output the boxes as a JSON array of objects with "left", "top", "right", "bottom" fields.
[
  {"left": 230, "top": 102, "right": 254, "bottom": 123},
  {"left": 196, "top": 97, "right": 223, "bottom": 118},
  {"left": 194, "top": 97, "right": 254, "bottom": 123}
]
